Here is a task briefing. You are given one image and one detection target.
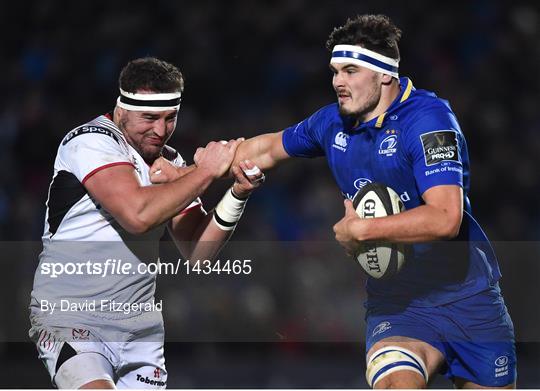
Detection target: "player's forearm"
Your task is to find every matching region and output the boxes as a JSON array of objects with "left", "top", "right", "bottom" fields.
[
  {"left": 126, "top": 167, "right": 215, "bottom": 234},
  {"left": 354, "top": 205, "right": 462, "bottom": 243},
  {"left": 233, "top": 131, "right": 288, "bottom": 171},
  {"left": 184, "top": 214, "right": 232, "bottom": 261}
]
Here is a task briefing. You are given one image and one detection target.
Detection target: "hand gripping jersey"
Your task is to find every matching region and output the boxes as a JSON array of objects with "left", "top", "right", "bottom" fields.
[
  {"left": 282, "top": 77, "right": 501, "bottom": 307},
  {"left": 30, "top": 114, "right": 200, "bottom": 322}
]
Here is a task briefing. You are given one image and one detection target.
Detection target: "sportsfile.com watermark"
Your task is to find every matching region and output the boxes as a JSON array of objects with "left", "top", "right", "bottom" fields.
[{"left": 40, "top": 258, "right": 253, "bottom": 278}]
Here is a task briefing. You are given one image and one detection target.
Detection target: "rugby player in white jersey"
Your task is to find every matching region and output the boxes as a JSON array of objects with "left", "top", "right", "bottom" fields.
[{"left": 29, "top": 57, "right": 264, "bottom": 389}]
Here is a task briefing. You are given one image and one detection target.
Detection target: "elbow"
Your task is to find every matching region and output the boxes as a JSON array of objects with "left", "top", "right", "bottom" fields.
[
  {"left": 120, "top": 214, "right": 153, "bottom": 235},
  {"left": 439, "top": 217, "right": 462, "bottom": 240}
]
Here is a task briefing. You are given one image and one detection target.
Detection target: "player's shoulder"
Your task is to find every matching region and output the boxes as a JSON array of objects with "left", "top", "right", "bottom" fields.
[
  {"left": 406, "top": 88, "right": 454, "bottom": 116},
  {"left": 398, "top": 88, "right": 460, "bottom": 134},
  {"left": 60, "top": 114, "right": 124, "bottom": 148},
  {"left": 311, "top": 103, "right": 340, "bottom": 121}
]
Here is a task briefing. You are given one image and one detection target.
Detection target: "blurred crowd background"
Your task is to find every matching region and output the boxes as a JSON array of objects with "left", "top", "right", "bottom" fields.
[{"left": 1, "top": 0, "right": 540, "bottom": 388}]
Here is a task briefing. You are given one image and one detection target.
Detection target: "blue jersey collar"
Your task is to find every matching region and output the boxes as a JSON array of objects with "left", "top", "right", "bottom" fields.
[{"left": 373, "top": 77, "right": 414, "bottom": 128}]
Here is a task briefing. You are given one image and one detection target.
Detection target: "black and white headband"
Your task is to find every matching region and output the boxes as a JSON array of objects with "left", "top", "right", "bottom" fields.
[{"left": 117, "top": 88, "right": 182, "bottom": 111}]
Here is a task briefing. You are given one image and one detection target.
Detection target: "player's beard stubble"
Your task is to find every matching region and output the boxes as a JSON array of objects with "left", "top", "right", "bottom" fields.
[
  {"left": 337, "top": 76, "right": 382, "bottom": 123},
  {"left": 118, "top": 116, "right": 163, "bottom": 164}
]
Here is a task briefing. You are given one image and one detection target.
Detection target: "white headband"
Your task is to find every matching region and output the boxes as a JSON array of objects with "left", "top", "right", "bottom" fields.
[
  {"left": 117, "top": 88, "right": 182, "bottom": 111},
  {"left": 331, "top": 44, "right": 399, "bottom": 79}
]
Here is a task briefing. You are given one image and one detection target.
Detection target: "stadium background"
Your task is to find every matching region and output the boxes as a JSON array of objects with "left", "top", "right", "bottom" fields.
[{"left": 1, "top": 0, "right": 540, "bottom": 388}]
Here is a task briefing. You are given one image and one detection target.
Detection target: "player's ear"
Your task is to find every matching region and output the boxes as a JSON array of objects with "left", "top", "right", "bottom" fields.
[
  {"left": 381, "top": 73, "right": 393, "bottom": 85},
  {"left": 114, "top": 106, "right": 127, "bottom": 123}
]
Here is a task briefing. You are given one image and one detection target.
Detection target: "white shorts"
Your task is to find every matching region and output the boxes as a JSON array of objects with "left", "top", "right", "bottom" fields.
[{"left": 29, "top": 310, "right": 167, "bottom": 389}]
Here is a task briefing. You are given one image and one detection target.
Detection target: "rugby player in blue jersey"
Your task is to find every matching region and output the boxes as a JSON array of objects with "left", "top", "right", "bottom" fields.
[{"left": 151, "top": 14, "right": 515, "bottom": 389}]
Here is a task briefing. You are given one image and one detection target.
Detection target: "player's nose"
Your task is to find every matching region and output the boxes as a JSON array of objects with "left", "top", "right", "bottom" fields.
[
  {"left": 153, "top": 119, "right": 167, "bottom": 137},
  {"left": 333, "top": 71, "right": 345, "bottom": 88}
]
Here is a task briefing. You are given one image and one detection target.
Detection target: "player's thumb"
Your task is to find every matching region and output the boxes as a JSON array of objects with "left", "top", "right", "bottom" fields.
[
  {"left": 150, "top": 157, "right": 164, "bottom": 172},
  {"left": 344, "top": 199, "right": 355, "bottom": 215}
]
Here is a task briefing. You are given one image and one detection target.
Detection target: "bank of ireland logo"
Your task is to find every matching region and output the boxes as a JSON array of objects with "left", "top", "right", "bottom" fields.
[
  {"left": 495, "top": 356, "right": 508, "bottom": 367},
  {"left": 353, "top": 177, "right": 372, "bottom": 190},
  {"left": 372, "top": 321, "right": 392, "bottom": 337},
  {"left": 494, "top": 355, "right": 509, "bottom": 378},
  {"left": 332, "top": 131, "right": 349, "bottom": 152},
  {"left": 378, "top": 134, "right": 398, "bottom": 156}
]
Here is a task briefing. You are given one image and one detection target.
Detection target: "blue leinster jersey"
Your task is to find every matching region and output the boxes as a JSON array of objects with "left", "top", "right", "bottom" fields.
[{"left": 282, "top": 77, "right": 501, "bottom": 306}]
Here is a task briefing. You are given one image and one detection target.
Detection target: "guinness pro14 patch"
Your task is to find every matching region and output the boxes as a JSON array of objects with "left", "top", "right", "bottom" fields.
[{"left": 420, "top": 130, "right": 459, "bottom": 166}]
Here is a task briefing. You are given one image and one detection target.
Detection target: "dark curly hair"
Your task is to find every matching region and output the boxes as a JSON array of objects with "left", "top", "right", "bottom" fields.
[
  {"left": 119, "top": 57, "right": 184, "bottom": 94},
  {"left": 326, "top": 14, "right": 402, "bottom": 60}
]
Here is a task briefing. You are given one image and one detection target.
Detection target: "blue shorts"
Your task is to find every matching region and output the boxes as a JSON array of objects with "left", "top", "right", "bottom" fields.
[{"left": 365, "top": 287, "right": 516, "bottom": 387}]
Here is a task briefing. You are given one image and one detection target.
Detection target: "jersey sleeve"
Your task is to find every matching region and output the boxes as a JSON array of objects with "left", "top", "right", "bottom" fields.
[
  {"left": 57, "top": 127, "right": 134, "bottom": 184},
  {"left": 281, "top": 107, "right": 328, "bottom": 158},
  {"left": 404, "top": 105, "right": 465, "bottom": 195}
]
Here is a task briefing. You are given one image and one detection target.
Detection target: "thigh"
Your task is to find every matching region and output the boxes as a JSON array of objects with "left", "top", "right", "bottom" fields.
[{"left": 55, "top": 351, "right": 115, "bottom": 389}]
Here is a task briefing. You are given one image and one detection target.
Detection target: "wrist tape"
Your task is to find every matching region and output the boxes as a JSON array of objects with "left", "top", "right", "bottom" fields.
[{"left": 213, "top": 188, "right": 248, "bottom": 231}]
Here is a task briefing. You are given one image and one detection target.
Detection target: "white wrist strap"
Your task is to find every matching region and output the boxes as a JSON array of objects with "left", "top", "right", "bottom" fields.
[{"left": 213, "top": 188, "right": 248, "bottom": 231}]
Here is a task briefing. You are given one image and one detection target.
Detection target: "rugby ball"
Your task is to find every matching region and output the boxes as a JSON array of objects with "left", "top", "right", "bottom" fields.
[{"left": 352, "top": 183, "right": 406, "bottom": 279}]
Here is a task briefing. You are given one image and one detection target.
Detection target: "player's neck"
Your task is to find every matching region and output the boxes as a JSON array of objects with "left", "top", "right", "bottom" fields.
[{"left": 359, "top": 80, "right": 401, "bottom": 124}]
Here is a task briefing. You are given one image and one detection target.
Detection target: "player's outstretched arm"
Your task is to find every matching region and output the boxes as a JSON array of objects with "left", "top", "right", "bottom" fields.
[
  {"left": 334, "top": 184, "right": 463, "bottom": 253},
  {"left": 231, "top": 131, "right": 290, "bottom": 171},
  {"left": 166, "top": 160, "right": 265, "bottom": 260},
  {"left": 83, "top": 140, "right": 240, "bottom": 235},
  {"left": 150, "top": 131, "right": 290, "bottom": 184}
]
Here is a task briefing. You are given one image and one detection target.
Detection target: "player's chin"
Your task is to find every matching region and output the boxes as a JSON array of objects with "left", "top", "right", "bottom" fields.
[
  {"left": 141, "top": 145, "right": 163, "bottom": 162},
  {"left": 338, "top": 104, "right": 355, "bottom": 117}
]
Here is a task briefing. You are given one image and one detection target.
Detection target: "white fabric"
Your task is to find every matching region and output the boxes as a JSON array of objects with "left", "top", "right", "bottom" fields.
[
  {"left": 31, "top": 311, "right": 167, "bottom": 389},
  {"left": 213, "top": 188, "right": 248, "bottom": 231},
  {"left": 119, "top": 88, "right": 181, "bottom": 101},
  {"left": 366, "top": 346, "right": 428, "bottom": 387},
  {"left": 243, "top": 166, "right": 261, "bottom": 176},
  {"left": 55, "top": 352, "right": 114, "bottom": 389},
  {"left": 31, "top": 114, "right": 200, "bottom": 319},
  {"left": 116, "top": 97, "right": 180, "bottom": 112},
  {"left": 331, "top": 44, "right": 399, "bottom": 79}
]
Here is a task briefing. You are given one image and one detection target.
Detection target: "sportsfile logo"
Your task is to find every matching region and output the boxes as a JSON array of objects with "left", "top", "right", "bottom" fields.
[{"left": 332, "top": 131, "right": 349, "bottom": 152}]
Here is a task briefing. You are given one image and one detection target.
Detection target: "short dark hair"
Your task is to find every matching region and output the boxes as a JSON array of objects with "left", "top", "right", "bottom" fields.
[
  {"left": 119, "top": 57, "right": 184, "bottom": 94},
  {"left": 326, "top": 14, "right": 402, "bottom": 60}
]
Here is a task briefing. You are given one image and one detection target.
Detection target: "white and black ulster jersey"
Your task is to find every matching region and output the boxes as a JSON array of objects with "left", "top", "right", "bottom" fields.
[
  {"left": 43, "top": 113, "right": 198, "bottom": 241},
  {"left": 30, "top": 114, "right": 200, "bottom": 319}
]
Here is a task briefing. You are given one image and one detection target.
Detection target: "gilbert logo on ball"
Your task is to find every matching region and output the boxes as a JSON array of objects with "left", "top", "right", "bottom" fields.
[{"left": 352, "top": 183, "right": 406, "bottom": 279}]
